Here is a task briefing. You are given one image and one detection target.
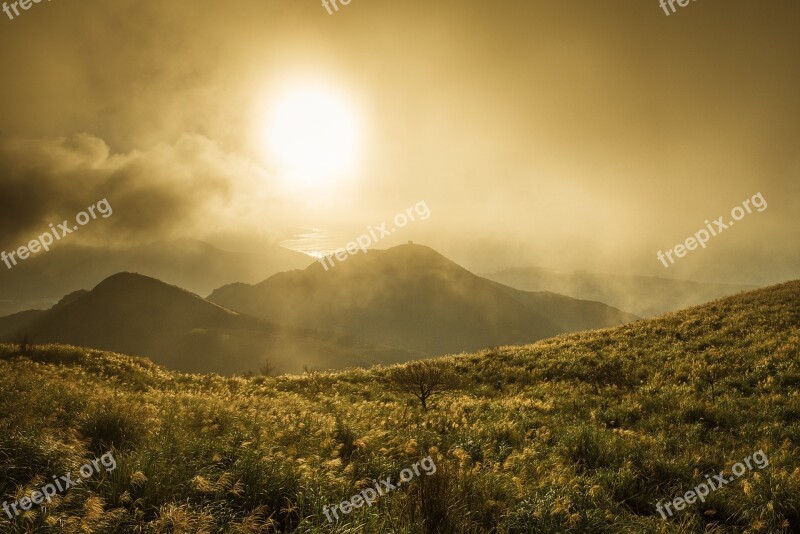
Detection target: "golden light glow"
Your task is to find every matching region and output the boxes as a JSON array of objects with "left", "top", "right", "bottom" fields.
[{"left": 262, "top": 85, "right": 361, "bottom": 189}]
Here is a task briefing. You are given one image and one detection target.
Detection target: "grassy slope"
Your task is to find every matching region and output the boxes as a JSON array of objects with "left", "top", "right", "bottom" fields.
[{"left": 0, "top": 281, "right": 798, "bottom": 533}]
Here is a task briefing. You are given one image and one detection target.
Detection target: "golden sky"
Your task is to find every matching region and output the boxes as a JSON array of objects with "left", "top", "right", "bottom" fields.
[{"left": 0, "top": 0, "right": 798, "bottom": 285}]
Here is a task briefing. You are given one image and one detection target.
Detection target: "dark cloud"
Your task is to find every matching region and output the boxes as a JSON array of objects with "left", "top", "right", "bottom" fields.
[{"left": 0, "top": 134, "right": 276, "bottom": 249}]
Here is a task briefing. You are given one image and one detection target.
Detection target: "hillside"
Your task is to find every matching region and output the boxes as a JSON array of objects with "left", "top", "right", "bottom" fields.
[
  {"left": 1, "top": 281, "right": 798, "bottom": 532},
  {"left": 483, "top": 266, "right": 757, "bottom": 317},
  {"left": 0, "top": 272, "right": 415, "bottom": 374},
  {"left": 209, "top": 244, "right": 638, "bottom": 355}
]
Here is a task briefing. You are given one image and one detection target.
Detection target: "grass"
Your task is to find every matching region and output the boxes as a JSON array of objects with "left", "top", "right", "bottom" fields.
[{"left": 0, "top": 281, "right": 798, "bottom": 532}]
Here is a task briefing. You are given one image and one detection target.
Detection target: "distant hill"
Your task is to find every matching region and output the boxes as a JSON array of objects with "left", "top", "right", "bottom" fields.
[
  {"left": 209, "top": 244, "right": 638, "bottom": 355},
  {"left": 0, "top": 272, "right": 415, "bottom": 374},
  {"left": 0, "top": 238, "right": 310, "bottom": 316},
  {"left": 483, "top": 266, "right": 757, "bottom": 317},
  {"left": 0, "top": 309, "right": 47, "bottom": 339}
]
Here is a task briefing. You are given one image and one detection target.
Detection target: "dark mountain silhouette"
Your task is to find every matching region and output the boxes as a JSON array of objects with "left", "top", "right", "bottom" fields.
[
  {"left": 0, "top": 272, "right": 414, "bottom": 374},
  {"left": 0, "top": 309, "right": 47, "bottom": 339},
  {"left": 483, "top": 266, "right": 757, "bottom": 317},
  {"left": 209, "top": 244, "right": 638, "bottom": 355},
  {"left": 0, "top": 238, "right": 310, "bottom": 317}
]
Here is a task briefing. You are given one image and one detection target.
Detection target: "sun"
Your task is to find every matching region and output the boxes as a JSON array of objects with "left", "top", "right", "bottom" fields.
[{"left": 262, "top": 85, "right": 361, "bottom": 189}]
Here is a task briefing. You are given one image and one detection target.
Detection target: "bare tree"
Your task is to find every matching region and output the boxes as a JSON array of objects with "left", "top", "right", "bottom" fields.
[
  {"left": 692, "top": 350, "right": 727, "bottom": 404},
  {"left": 389, "top": 360, "right": 458, "bottom": 411},
  {"left": 259, "top": 359, "right": 276, "bottom": 377},
  {"left": 302, "top": 365, "right": 328, "bottom": 397},
  {"left": 14, "top": 332, "right": 35, "bottom": 356}
]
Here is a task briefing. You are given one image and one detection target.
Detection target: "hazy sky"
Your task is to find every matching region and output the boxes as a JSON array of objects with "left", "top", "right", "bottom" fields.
[{"left": 0, "top": 0, "right": 798, "bottom": 285}]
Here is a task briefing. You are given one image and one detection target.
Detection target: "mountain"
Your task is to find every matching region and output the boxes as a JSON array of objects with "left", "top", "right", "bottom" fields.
[
  {"left": 483, "top": 266, "right": 757, "bottom": 317},
  {"left": 0, "top": 309, "right": 47, "bottom": 338},
  {"left": 0, "top": 238, "right": 310, "bottom": 317},
  {"left": 488, "top": 281, "right": 641, "bottom": 332},
  {"left": 0, "top": 272, "right": 415, "bottom": 374},
  {"left": 2, "top": 281, "right": 797, "bottom": 532},
  {"left": 209, "top": 244, "right": 638, "bottom": 355}
]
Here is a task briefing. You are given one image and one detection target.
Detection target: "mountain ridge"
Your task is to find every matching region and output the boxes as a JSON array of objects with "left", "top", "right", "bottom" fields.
[
  {"left": 209, "top": 243, "right": 638, "bottom": 355},
  {"left": 0, "top": 238, "right": 311, "bottom": 316},
  {"left": 0, "top": 271, "right": 416, "bottom": 374}
]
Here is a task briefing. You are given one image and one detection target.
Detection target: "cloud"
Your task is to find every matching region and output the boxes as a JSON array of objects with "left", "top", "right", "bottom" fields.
[{"left": 0, "top": 133, "right": 276, "bottom": 249}]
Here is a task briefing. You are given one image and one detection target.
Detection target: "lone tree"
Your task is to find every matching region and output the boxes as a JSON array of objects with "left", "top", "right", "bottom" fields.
[
  {"left": 692, "top": 350, "right": 727, "bottom": 404},
  {"left": 14, "top": 332, "right": 36, "bottom": 356},
  {"left": 259, "top": 359, "right": 276, "bottom": 377},
  {"left": 389, "top": 360, "right": 458, "bottom": 411},
  {"left": 302, "top": 365, "right": 328, "bottom": 397}
]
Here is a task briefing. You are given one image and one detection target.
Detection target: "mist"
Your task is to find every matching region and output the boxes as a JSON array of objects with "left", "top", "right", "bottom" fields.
[{"left": 0, "top": 0, "right": 797, "bottom": 290}]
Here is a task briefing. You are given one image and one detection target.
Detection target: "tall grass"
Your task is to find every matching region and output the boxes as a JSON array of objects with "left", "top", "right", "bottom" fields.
[{"left": 0, "top": 281, "right": 798, "bottom": 532}]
